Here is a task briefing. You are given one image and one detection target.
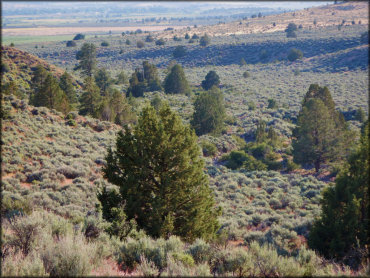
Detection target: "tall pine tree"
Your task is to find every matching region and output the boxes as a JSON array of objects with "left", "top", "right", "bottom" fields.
[
  {"left": 79, "top": 76, "right": 101, "bottom": 117},
  {"left": 102, "top": 104, "right": 220, "bottom": 241}
]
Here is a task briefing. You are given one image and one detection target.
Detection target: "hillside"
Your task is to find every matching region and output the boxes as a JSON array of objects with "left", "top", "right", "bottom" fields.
[
  {"left": 161, "top": 1, "right": 368, "bottom": 38},
  {"left": 1, "top": 46, "right": 81, "bottom": 92}
]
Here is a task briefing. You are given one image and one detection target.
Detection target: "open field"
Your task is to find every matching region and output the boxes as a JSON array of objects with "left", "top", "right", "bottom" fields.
[{"left": 2, "top": 25, "right": 188, "bottom": 37}]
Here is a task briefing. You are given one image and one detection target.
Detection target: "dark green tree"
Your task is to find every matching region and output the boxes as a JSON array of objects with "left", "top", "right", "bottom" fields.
[
  {"left": 127, "top": 71, "right": 146, "bottom": 97},
  {"left": 73, "top": 33, "right": 85, "bottom": 40},
  {"left": 309, "top": 122, "right": 369, "bottom": 268},
  {"left": 173, "top": 46, "right": 187, "bottom": 58},
  {"left": 94, "top": 68, "right": 112, "bottom": 95},
  {"left": 191, "top": 86, "right": 225, "bottom": 136},
  {"left": 287, "top": 48, "right": 303, "bottom": 61},
  {"left": 59, "top": 71, "right": 78, "bottom": 105},
  {"left": 201, "top": 70, "right": 220, "bottom": 91},
  {"left": 199, "top": 34, "right": 211, "bottom": 46},
  {"left": 255, "top": 121, "right": 267, "bottom": 143},
  {"left": 292, "top": 98, "right": 342, "bottom": 172},
  {"left": 30, "top": 74, "right": 70, "bottom": 114},
  {"left": 164, "top": 64, "right": 190, "bottom": 95},
  {"left": 103, "top": 104, "right": 220, "bottom": 241},
  {"left": 285, "top": 23, "right": 298, "bottom": 38},
  {"left": 75, "top": 43, "right": 97, "bottom": 77},
  {"left": 79, "top": 76, "right": 101, "bottom": 117},
  {"left": 31, "top": 65, "right": 48, "bottom": 94}
]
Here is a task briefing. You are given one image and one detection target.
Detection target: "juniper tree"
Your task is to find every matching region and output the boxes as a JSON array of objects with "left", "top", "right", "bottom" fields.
[
  {"left": 75, "top": 43, "right": 97, "bottom": 77},
  {"left": 191, "top": 86, "right": 225, "bottom": 136},
  {"left": 102, "top": 104, "right": 220, "bottom": 241},
  {"left": 59, "top": 71, "right": 78, "bottom": 105},
  {"left": 164, "top": 64, "right": 190, "bottom": 95},
  {"left": 201, "top": 70, "right": 220, "bottom": 91},
  {"left": 309, "top": 122, "right": 369, "bottom": 268},
  {"left": 79, "top": 76, "right": 101, "bottom": 117},
  {"left": 30, "top": 74, "right": 70, "bottom": 114}
]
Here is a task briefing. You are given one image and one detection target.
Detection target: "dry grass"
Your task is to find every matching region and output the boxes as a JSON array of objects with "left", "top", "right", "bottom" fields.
[{"left": 160, "top": 2, "right": 369, "bottom": 38}]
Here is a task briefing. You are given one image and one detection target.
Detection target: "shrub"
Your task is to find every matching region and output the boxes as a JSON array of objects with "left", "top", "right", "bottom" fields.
[
  {"left": 137, "top": 255, "right": 160, "bottom": 276},
  {"left": 155, "top": 38, "right": 166, "bottom": 46},
  {"left": 145, "top": 35, "right": 154, "bottom": 42},
  {"left": 200, "top": 34, "right": 211, "bottom": 46},
  {"left": 191, "top": 34, "right": 199, "bottom": 39},
  {"left": 201, "top": 141, "right": 217, "bottom": 157},
  {"left": 287, "top": 48, "right": 303, "bottom": 62},
  {"left": 243, "top": 71, "right": 250, "bottom": 78},
  {"left": 101, "top": 41, "right": 109, "bottom": 47},
  {"left": 41, "top": 235, "right": 93, "bottom": 276},
  {"left": 73, "top": 33, "right": 85, "bottom": 40},
  {"left": 188, "top": 239, "right": 212, "bottom": 264},
  {"left": 173, "top": 45, "right": 187, "bottom": 58},
  {"left": 137, "top": 40, "right": 145, "bottom": 48},
  {"left": 125, "top": 39, "right": 131, "bottom": 45},
  {"left": 360, "top": 31, "right": 369, "bottom": 44},
  {"left": 268, "top": 99, "right": 277, "bottom": 109},
  {"left": 66, "top": 40, "right": 77, "bottom": 47},
  {"left": 6, "top": 212, "right": 45, "bottom": 256}
]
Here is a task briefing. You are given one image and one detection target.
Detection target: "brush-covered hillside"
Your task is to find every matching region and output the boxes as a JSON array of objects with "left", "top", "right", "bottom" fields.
[{"left": 1, "top": 1, "right": 369, "bottom": 276}]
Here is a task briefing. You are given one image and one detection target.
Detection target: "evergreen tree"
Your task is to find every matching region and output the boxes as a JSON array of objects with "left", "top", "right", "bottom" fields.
[
  {"left": 127, "top": 71, "right": 146, "bottom": 97},
  {"left": 59, "top": 71, "right": 78, "bottom": 105},
  {"left": 79, "top": 76, "right": 101, "bottom": 117},
  {"left": 31, "top": 65, "right": 48, "bottom": 94},
  {"left": 164, "top": 64, "right": 190, "bottom": 95},
  {"left": 199, "top": 34, "right": 211, "bottom": 46},
  {"left": 173, "top": 46, "right": 187, "bottom": 58},
  {"left": 75, "top": 43, "right": 97, "bottom": 77},
  {"left": 94, "top": 68, "right": 112, "bottom": 96},
  {"left": 309, "top": 122, "right": 369, "bottom": 268},
  {"left": 102, "top": 104, "right": 220, "bottom": 241},
  {"left": 255, "top": 121, "right": 267, "bottom": 143},
  {"left": 292, "top": 98, "right": 341, "bottom": 172},
  {"left": 191, "top": 86, "right": 225, "bottom": 136},
  {"left": 31, "top": 74, "right": 70, "bottom": 114},
  {"left": 201, "top": 70, "right": 220, "bottom": 91}
]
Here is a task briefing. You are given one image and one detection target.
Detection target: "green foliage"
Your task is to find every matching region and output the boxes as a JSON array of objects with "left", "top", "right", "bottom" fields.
[
  {"left": 155, "top": 38, "right": 166, "bottom": 46},
  {"left": 128, "top": 61, "right": 162, "bottom": 97},
  {"left": 185, "top": 33, "right": 190, "bottom": 39},
  {"left": 115, "top": 71, "right": 128, "bottom": 85},
  {"left": 59, "top": 71, "right": 78, "bottom": 105},
  {"left": 101, "top": 41, "right": 109, "bottom": 47},
  {"left": 173, "top": 45, "right": 187, "bottom": 58},
  {"left": 137, "top": 40, "right": 145, "bottom": 48},
  {"left": 354, "top": 107, "right": 366, "bottom": 123},
  {"left": 199, "top": 34, "right": 211, "bottom": 46},
  {"left": 164, "top": 64, "right": 190, "bottom": 95},
  {"left": 240, "top": 58, "right": 247, "bottom": 66},
  {"left": 222, "top": 150, "right": 267, "bottom": 171},
  {"left": 201, "top": 70, "right": 220, "bottom": 91},
  {"left": 293, "top": 85, "right": 350, "bottom": 172},
  {"left": 30, "top": 73, "right": 70, "bottom": 114},
  {"left": 360, "top": 31, "right": 369, "bottom": 44},
  {"left": 66, "top": 40, "right": 76, "bottom": 47},
  {"left": 191, "top": 86, "right": 226, "bottom": 136},
  {"left": 125, "top": 39, "right": 131, "bottom": 45},
  {"left": 75, "top": 43, "right": 97, "bottom": 77},
  {"left": 243, "top": 71, "right": 251, "bottom": 78},
  {"left": 103, "top": 105, "right": 220, "bottom": 241},
  {"left": 285, "top": 23, "right": 298, "bottom": 38},
  {"left": 79, "top": 76, "right": 101, "bottom": 117},
  {"left": 73, "top": 33, "right": 85, "bottom": 40},
  {"left": 309, "top": 123, "right": 369, "bottom": 269},
  {"left": 94, "top": 68, "right": 112, "bottom": 95},
  {"left": 145, "top": 35, "right": 154, "bottom": 42},
  {"left": 267, "top": 98, "right": 277, "bottom": 109},
  {"left": 287, "top": 48, "right": 303, "bottom": 61},
  {"left": 200, "top": 141, "right": 217, "bottom": 157}
]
